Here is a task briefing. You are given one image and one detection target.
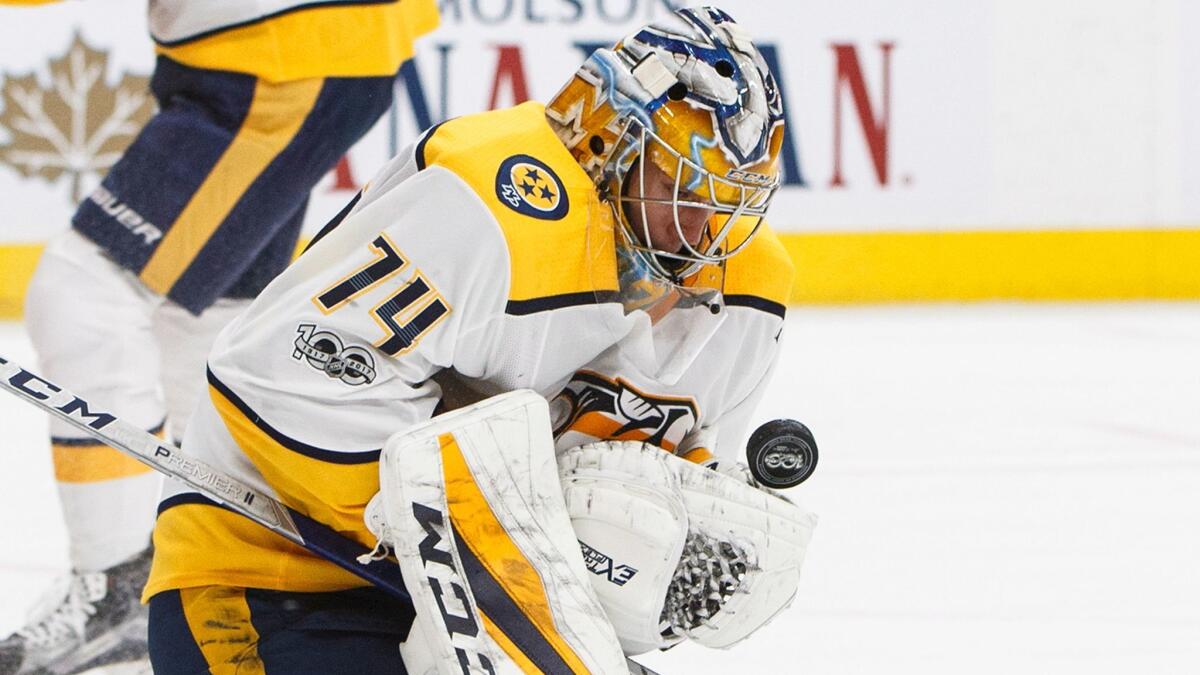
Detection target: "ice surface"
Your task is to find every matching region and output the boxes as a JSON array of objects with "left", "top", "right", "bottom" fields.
[{"left": 2, "top": 303, "right": 1198, "bottom": 674}]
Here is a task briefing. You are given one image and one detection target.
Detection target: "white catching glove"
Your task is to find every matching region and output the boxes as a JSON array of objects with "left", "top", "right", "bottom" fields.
[{"left": 559, "top": 441, "right": 818, "bottom": 654}]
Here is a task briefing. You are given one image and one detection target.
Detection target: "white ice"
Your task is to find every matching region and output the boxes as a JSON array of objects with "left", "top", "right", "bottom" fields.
[{"left": 2, "top": 304, "right": 1199, "bottom": 674}]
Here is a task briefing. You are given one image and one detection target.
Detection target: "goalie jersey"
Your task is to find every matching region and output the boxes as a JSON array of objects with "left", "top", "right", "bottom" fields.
[{"left": 145, "top": 101, "right": 794, "bottom": 599}]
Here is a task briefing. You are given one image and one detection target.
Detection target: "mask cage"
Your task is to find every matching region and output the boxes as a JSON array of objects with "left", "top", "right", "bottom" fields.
[{"left": 603, "top": 116, "right": 779, "bottom": 283}]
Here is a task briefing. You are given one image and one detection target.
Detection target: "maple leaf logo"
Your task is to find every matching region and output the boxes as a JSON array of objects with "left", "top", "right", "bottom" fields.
[{"left": 0, "top": 32, "right": 154, "bottom": 202}]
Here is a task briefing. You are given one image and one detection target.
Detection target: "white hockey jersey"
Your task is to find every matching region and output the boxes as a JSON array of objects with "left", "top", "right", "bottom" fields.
[{"left": 145, "top": 101, "right": 793, "bottom": 598}]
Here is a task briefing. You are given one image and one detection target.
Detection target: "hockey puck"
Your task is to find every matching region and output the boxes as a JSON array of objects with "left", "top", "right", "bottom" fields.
[{"left": 746, "top": 419, "right": 818, "bottom": 489}]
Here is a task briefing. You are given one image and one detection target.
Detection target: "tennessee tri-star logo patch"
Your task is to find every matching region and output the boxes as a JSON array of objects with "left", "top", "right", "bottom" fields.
[{"left": 494, "top": 154, "right": 569, "bottom": 220}]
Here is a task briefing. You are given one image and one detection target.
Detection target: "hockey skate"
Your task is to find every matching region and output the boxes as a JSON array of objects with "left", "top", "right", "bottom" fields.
[{"left": 0, "top": 548, "right": 152, "bottom": 675}]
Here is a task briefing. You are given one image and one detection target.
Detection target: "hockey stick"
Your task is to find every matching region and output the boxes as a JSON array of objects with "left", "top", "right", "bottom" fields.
[{"left": 0, "top": 354, "right": 661, "bottom": 675}]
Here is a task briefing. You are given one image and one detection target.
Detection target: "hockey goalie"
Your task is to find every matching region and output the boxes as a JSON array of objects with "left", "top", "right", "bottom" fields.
[{"left": 133, "top": 6, "right": 816, "bottom": 673}]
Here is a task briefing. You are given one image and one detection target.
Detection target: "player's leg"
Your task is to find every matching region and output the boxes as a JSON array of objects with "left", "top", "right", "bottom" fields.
[
  {"left": 0, "top": 58, "right": 383, "bottom": 675},
  {"left": 0, "top": 57, "right": 262, "bottom": 675},
  {"left": 2, "top": 51, "right": 404, "bottom": 675},
  {"left": 0, "top": 229, "right": 164, "bottom": 675},
  {"left": 29, "top": 231, "right": 166, "bottom": 570},
  {"left": 147, "top": 586, "right": 413, "bottom": 675}
]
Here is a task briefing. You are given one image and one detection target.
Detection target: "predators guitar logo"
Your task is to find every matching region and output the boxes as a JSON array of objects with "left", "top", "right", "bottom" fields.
[{"left": 550, "top": 371, "right": 698, "bottom": 452}]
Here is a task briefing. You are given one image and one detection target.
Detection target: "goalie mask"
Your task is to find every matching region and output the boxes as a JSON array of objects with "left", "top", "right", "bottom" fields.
[{"left": 546, "top": 6, "right": 785, "bottom": 285}]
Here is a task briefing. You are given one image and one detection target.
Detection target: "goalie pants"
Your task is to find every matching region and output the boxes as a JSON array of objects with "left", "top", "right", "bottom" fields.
[{"left": 147, "top": 585, "right": 415, "bottom": 674}]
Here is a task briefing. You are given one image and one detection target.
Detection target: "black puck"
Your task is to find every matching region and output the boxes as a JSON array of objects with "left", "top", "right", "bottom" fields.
[{"left": 746, "top": 419, "right": 818, "bottom": 489}]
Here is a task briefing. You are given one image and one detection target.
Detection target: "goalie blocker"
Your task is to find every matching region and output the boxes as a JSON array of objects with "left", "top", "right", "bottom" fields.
[{"left": 371, "top": 390, "right": 629, "bottom": 674}]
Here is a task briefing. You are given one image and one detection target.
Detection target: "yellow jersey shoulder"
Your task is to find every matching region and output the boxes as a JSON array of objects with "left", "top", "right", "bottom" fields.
[
  {"left": 419, "top": 102, "right": 617, "bottom": 304},
  {"left": 722, "top": 221, "right": 795, "bottom": 309}
]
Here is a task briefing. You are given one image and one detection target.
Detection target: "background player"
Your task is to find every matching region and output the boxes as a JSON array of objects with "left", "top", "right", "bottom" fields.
[
  {"left": 143, "top": 7, "right": 798, "bottom": 672},
  {"left": 0, "top": 1, "right": 439, "bottom": 673}
]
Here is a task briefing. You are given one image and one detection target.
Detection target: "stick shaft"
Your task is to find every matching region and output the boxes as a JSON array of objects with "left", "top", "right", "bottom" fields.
[{"left": 0, "top": 355, "right": 407, "bottom": 593}]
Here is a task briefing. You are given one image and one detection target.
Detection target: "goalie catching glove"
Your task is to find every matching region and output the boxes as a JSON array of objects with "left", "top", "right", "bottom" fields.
[{"left": 559, "top": 441, "right": 818, "bottom": 655}]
